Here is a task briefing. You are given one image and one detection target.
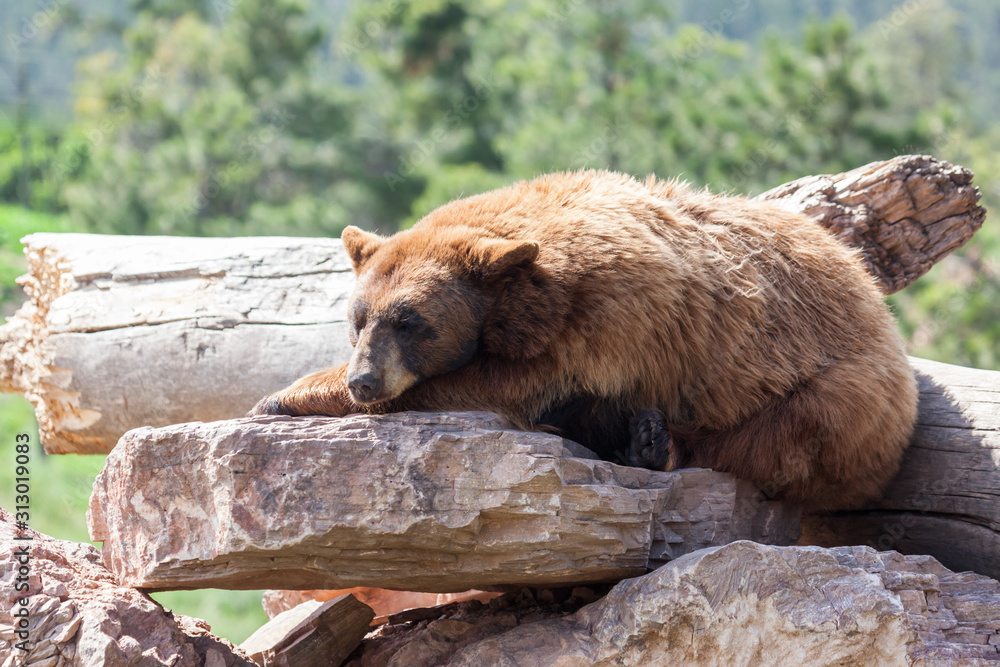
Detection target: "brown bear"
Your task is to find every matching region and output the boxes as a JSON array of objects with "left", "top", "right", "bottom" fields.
[{"left": 250, "top": 170, "right": 918, "bottom": 510}]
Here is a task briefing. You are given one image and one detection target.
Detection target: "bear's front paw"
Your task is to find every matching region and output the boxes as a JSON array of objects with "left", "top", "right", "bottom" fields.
[
  {"left": 629, "top": 408, "right": 681, "bottom": 471},
  {"left": 246, "top": 393, "right": 298, "bottom": 417}
]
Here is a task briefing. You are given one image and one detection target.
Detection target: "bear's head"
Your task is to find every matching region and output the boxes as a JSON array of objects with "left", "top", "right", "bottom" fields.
[{"left": 339, "top": 224, "right": 561, "bottom": 405}]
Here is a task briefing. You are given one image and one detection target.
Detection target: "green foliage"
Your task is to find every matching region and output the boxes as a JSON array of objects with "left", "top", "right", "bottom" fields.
[
  {"left": 356, "top": 4, "right": 942, "bottom": 214},
  {"left": 0, "top": 125, "right": 70, "bottom": 213},
  {"left": 44, "top": 1, "right": 952, "bottom": 236},
  {"left": 151, "top": 590, "right": 269, "bottom": 644},
  {"left": 62, "top": 0, "right": 414, "bottom": 236}
]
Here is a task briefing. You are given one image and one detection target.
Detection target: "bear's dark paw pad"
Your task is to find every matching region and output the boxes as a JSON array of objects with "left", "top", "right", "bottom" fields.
[
  {"left": 247, "top": 394, "right": 296, "bottom": 417},
  {"left": 629, "top": 408, "right": 678, "bottom": 471}
]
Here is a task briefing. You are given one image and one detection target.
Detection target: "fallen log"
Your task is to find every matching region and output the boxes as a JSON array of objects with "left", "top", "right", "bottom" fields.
[
  {"left": 801, "top": 357, "right": 1000, "bottom": 581},
  {"left": 85, "top": 412, "right": 800, "bottom": 592},
  {"left": 0, "top": 235, "right": 354, "bottom": 453},
  {"left": 0, "top": 155, "right": 984, "bottom": 454},
  {"left": 755, "top": 153, "right": 985, "bottom": 293}
]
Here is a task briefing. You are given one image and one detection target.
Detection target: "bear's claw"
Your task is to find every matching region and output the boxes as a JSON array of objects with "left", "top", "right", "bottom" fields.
[{"left": 629, "top": 408, "right": 679, "bottom": 471}]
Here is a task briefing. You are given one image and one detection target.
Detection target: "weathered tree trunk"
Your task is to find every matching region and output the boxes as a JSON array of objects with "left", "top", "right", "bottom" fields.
[
  {"left": 755, "top": 154, "right": 985, "bottom": 293},
  {"left": 801, "top": 357, "right": 1000, "bottom": 581},
  {"left": 0, "top": 155, "right": 984, "bottom": 454},
  {"left": 0, "top": 235, "right": 355, "bottom": 453}
]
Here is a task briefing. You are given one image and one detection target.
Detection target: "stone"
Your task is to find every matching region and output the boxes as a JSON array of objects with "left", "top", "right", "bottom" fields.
[
  {"left": 261, "top": 588, "right": 500, "bottom": 622},
  {"left": 240, "top": 594, "right": 374, "bottom": 667},
  {"left": 87, "top": 412, "right": 800, "bottom": 592},
  {"left": 0, "top": 507, "right": 254, "bottom": 667},
  {"left": 346, "top": 586, "right": 606, "bottom": 667},
  {"left": 348, "top": 541, "right": 1000, "bottom": 666}
]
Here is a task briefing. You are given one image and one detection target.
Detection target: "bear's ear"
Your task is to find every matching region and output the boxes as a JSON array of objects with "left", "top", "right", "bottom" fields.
[
  {"left": 470, "top": 238, "right": 540, "bottom": 280},
  {"left": 341, "top": 226, "right": 384, "bottom": 273}
]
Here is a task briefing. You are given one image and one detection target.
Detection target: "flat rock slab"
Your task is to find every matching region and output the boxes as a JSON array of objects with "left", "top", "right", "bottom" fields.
[
  {"left": 350, "top": 541, "right": 1000, "bottom": 666},
  {"left": 87, "top": 412, "right": 799, "bottom": 593},
  {"left": 0, "top": 507, "right": 254, "bottom": 667}
]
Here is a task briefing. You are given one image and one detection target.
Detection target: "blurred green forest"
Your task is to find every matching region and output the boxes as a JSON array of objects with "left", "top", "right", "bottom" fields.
[{"left": 0, "top": 0, "right": 997, "bottom": 644}]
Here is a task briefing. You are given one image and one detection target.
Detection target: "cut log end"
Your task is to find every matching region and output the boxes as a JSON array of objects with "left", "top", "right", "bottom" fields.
[{"left": 756, "top": 154, "right": 986, "bottom": 294}]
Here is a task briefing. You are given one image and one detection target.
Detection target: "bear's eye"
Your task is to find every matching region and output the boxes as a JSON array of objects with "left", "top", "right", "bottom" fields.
[{"left": 349, "top": 303, "right": 367, "bottom": 332}]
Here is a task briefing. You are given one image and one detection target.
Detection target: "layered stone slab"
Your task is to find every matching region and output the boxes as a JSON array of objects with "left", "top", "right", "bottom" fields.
[{"left": 87, "top": 412, "right": 799, "bottom": 593}]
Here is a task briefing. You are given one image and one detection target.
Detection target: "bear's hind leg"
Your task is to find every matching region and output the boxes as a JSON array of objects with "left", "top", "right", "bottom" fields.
[{"left": 674, "top": 357, "right": 916, "bottom": 509}]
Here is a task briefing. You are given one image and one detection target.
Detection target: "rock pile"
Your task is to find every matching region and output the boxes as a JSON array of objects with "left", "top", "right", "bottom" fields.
[
  {"left": 0, "top": 508, "right": 254, "bottom": 667},
  {"left": 344, "top": 541, "right": 1000, "bottom": 666}
]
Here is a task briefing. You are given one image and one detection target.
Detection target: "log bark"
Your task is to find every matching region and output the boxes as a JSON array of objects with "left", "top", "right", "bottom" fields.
[
  {"left": 85, "top": 412, "right": 800, "bottom": 592},
  {"left": 801, "top": 357, "right": 1000, "bottom": 582},
  {"left": 0, "top": 234, "right": 355, "bottom": 453},
  {"left": 755, "top": 154, "right": 985, "bottom": 293},
  {"left": 0, "top": 155, "right": 985, "bottom": 454}
]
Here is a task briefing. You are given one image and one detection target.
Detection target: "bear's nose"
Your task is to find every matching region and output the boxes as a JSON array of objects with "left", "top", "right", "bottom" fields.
[{"left": 348, "top": 372, "right": 381, "bottom": 403}]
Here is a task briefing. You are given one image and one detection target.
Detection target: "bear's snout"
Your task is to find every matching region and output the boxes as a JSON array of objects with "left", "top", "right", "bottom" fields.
[{"left": 348, "top": 372, "right": 381, "bottom": 403}]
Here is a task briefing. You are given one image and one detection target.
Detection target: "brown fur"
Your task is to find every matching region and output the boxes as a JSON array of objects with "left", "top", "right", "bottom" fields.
[{"left": 251, "top": 170, "right": 918, "bottom": 511}]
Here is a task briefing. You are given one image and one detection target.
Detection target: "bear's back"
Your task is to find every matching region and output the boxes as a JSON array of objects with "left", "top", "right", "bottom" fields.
[{"left": 414, "top": 170, "right": 905, "bottom": 429}]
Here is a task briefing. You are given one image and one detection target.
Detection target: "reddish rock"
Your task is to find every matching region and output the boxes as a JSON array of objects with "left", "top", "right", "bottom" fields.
[
  {"left": 347, "top": 542, "right": 1000, "bottom": 666},
  {"left": 261, "top": 588, "right": 500, "bottom": 623},
  {"left": 0, "top": 507, "right": 254, "bottom": 666}
]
